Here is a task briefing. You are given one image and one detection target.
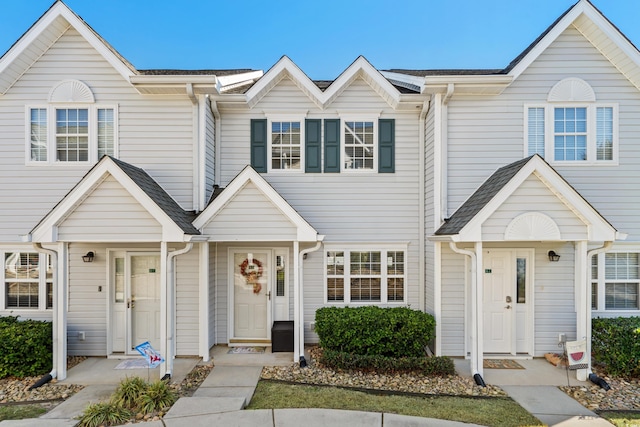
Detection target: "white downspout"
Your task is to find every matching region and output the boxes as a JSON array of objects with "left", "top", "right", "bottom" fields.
[
  {"left": 441, "top": 83, "right": 454, "bottom": 222},
  {"left": 33, "top": 243, "right": 61, "bottom": 380},
  {"left": 419, "top": 100, "right": 430, "bottom": 312},
  {"left": 166, "top": 243, "right": 194, "bottom": 377},
  {"left": 449, "top": 242, "right": 483, "bottom": 379},
  {"left": 583, "top": 241, "right": 613, "bottom": 381},
  {"left": 297, "top": 240, "right": 323, "bottom": 365}
]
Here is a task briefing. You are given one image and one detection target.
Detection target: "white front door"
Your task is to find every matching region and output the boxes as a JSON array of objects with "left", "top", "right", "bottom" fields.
[
  {"left": 110, "top": 252, "right": 161, "bottom": 355},
  {"left": 483, "top": 250, "right": 513, "bottom": 353},
  {"left": 482, "top": 249, "right": 533, "bottom": 355},
  {"left": 129, "top": 255, "right": 161, "bottom": 353},
  {"left": 231, "top": 250, "right": 271, "bottom": 341}
]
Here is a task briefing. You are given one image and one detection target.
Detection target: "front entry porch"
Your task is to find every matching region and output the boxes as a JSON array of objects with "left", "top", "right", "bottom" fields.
[{"left": 453, "top": 357, "right": 588, "bottom": 387}]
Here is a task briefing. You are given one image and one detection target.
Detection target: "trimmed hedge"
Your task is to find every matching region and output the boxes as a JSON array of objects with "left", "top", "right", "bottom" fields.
[
  {"left": 592, "top": 316, "right": 640, "bottom": 378},
  {"left": 0, "top": 316, "right": 52, "bottom": 378},
  {"left": 319, "top": 348, "right": 455, "bottom": 375},
  {"left": 315, "top": 306, "right": 435, "bottom": 358}
]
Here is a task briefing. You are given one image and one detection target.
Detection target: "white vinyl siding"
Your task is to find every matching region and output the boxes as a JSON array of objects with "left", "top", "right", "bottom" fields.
[
  {"left": 201, "top": 182, "right": 298, "bottom": 241},
  {"left": 482, "top": 175, "right": 587, "bottom": 241},
  {"left": 447, "top": 26, "right": 640, "bottom": 242},
  {"left": 175, "top": 249, "right": 200, "bottom": 355},
  {"left": 215, "top": 76, "right": 421, "bottom": 342},
  {"left": 57, "top": 175, "right": 163, "bottom": 241},
  {"left": 0, "top": 27, "right": 196, "bottom": 243}
]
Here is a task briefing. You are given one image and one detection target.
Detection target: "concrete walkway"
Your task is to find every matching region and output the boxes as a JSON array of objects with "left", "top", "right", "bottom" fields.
[{"left": 0, "top": 355, "right": 615, "bottom": 426}]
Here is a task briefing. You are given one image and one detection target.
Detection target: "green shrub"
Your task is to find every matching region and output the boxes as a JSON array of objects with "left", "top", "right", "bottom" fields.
[
  {"left": 0, "top": 316, "right": 52, "bottom": 378},
  {"left": 592, "top": 317, "right": 640, "bottom": 378},
  {"left": 113, "top": 376, "right": 149, "bottom": 409},
  {"left": 77, "top": 401, "right": 131, "bottom": 427},
  {"left": 139, "top": 380, "right": 176, "bottom": 413},
  {"left": 319, "top": 348, "right": 455, "bottom": 375},
  {"left": 315, "top": 306, "right": 435, "bottom": 357}
]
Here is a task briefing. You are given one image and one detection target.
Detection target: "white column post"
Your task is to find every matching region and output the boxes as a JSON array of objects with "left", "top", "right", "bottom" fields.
[
  {"left": 293, "top": 241, "right": 300, "bottom": 363},
  {"left": 475, "top": 242, "right": 484, "bottom": 378},
  {"left": 575, "top": 240, "right": 589, "bottom": 381},
  {"left": 56, "top": 243, "right": 68, "bottom": 380},
  {"left": 160, "top": 242, "right": 168, "bottom": 378},
  {"left": 199, "top": 242, "right": 210, "bottom": 361}
]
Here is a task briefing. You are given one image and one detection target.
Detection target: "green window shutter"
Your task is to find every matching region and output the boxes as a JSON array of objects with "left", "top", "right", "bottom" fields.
[
  {"left": 324, "top": 119, "right": 340, "bottom": 173},
  {"left": 305, "top": 119, "right": 322, "bottom": 172},
  {"left": 378, "top": 119, "right": 395, "bottom": 173},
  {"left": 250, "top": 119, "right": 267, "bottom": 172}
]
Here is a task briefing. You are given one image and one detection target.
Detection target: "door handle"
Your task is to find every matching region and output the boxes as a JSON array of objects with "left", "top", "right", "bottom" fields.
[
  {"left": 266, "top": 291, "right": 271, "bottom": 301},
  {"left": 505, "top": 305, "right": 511, "bottom": 309},
  {"left": 127, "top": 298, "right": 135, "bottom": 309},
  {"left": 506, "top": 296, "right": 512, "bottom": 303}
]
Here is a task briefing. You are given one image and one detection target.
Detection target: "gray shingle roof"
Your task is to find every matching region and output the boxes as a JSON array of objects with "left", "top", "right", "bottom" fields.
[
  {"left": 108, "top": 157, "right": 200, "bottom": 235},
  {"left": 435, "top": 156, "right": 534, "bottom": 236}
]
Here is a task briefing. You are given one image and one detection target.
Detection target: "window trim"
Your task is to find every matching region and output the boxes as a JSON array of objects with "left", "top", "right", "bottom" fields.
[
  {"left": 591, "top": 251, "right": 640, "bottom": 313},
  {"left": 339, "top": 113, "right": 380, "bottom": 173},
  {"left": 265, "top": 114, "right": 305, "bottom": 173},
  {"left": 25, "top": 104, "right": 118, "bottom": 165},
  {"left": 523, "top": 103, "right": 618, "bottom": 165},
  {"left": 323, "top": 244, "right": 407, "bottom": 304},
  {"left": 1, "top": 251, "right": 53, "bottom": 311}
]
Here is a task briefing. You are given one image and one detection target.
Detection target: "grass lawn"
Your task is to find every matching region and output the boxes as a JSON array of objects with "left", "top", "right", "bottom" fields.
[
  {"left": 247, "top": 380, "right": 543, "bottom": 427},
  {"left": 599, "top": 411, "right": 640, "bottom": 427},
  {"left": 0, "top": 404, "right": 47, "bottom": 421}
]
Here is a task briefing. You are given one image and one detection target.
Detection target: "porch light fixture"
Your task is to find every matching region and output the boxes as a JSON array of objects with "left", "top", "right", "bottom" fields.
[
  {"left": 548, "top": 251, "right": 560, "bottom": 262},
  {"left": 82, "top": 251, "right": 95, "bottom": 263}
]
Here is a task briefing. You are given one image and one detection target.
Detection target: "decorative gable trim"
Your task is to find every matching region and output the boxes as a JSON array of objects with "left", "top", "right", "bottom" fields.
[
  {"left": 434, "top": 155, "right": 619, "bottom": 243},
  {"left": 28, "top": 156, "right": 190, "bottom": 243},
  {"left": 48, "top": 79, "right": 95, "bottom": 103},
  {"left": 547, "top": 77, "right": 596, "bottom": 102},
  {"left": 0, "top": 1, "right": 135, "bottom": 94},
  {"left": 245, "top": 56, "right": 401, "bottom": 110},
  {"left": 193, "top": 166, "right": 320, "bottom": 242},
  {"left": 505, "top": 212, "right": 561, "bottom": 241},
  {"left": 508, "top": 0, "right": 640, "bottom": 90}
]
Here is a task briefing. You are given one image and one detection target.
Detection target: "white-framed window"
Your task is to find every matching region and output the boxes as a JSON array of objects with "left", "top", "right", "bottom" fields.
[
  {"left": 270, "top": 120, "right": 302, "bottom": 171},
  {"left": 340, "top": 113, "right": 379, "bottom": 172},
  {"left": 592, "top": 252, "right": 640, "bottom": 311},
  {"left": 325, "top": 245, "right": 406, "bottom": 304},
  {"left": 2, "top": 251, "right": 53, "bottom": 310},
  {"left": 524, "top": 104, "right": 617, "bottom": 164},
  {"left": 343, "top": 121, "right": 375, "bottom": 171},
  {"left": 26, "top": 105, "right": 117, "bottom": 164}
]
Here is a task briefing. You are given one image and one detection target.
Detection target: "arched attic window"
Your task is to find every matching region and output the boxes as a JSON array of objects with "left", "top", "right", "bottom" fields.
[
  {"left": 27, "top": 80, "right": 117, "bottom": 164},
  {"left": 524, "top": 77, "right": 617, "bottom": 164}
]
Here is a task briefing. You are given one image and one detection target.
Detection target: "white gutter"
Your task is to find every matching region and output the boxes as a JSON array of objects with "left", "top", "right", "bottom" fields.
[
  {"left": 166, "top": 243, "right": 194, "bottom": 377},
  {"left": 297, "top": 239, "right": 324, "bottom": 364},
  {"left": 449, "top": 242, "right": 482, "bottom": 378},
  {"left": 32, "top": 243, "right": 61, "bottom": 380}
]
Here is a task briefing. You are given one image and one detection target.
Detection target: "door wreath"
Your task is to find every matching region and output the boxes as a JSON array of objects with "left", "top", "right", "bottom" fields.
[{"left": 239, "top": 258, "right": 263, "bottom": 294}]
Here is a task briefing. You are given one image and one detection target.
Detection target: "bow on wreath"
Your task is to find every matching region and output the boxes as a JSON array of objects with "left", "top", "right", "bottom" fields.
[{"left": 239, "top": 258, "right": 263, "bottom": 294}]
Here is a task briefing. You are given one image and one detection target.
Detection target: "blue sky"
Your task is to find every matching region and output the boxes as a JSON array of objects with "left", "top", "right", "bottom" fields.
[{"left": 1, "top": 1, "right": 639, "bottom": 79}]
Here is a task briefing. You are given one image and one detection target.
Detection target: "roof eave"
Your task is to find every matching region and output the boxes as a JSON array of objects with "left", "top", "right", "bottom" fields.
[{"left": 424, "top": 75, "right": 513, "bottom": 95}]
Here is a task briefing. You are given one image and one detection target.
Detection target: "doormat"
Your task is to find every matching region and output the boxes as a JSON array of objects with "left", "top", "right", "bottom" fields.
[
  {"left": 114, "top": 358, "right": 153, "bottom": 369},
  {"left": 227, "top": 346, "right": 266, "bottom": 354},
  {"left": 483, "top": 359, "right": 524, "bottom": 369}
]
